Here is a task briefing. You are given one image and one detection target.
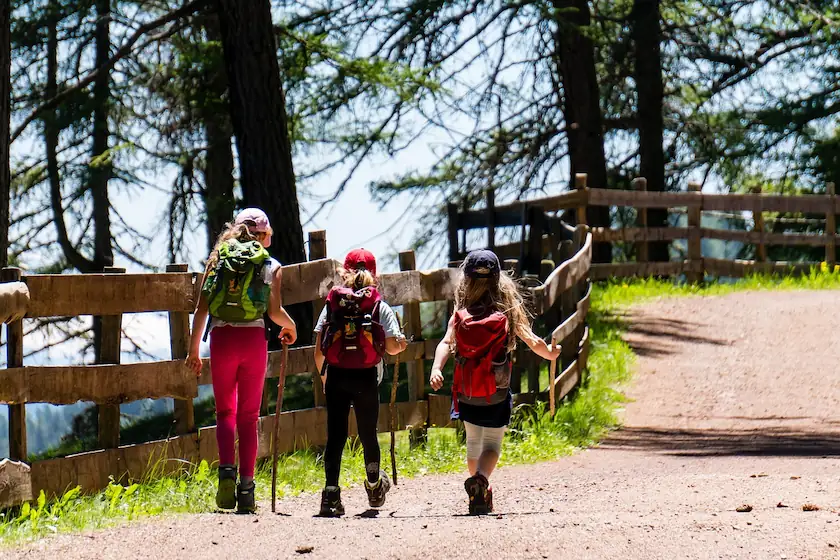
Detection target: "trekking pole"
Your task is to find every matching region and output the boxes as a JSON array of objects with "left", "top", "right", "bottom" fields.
[
  {"left": 548, "top": 343, "right": 558, "bottom": 418},
  {"left": 271, "top": 342, "right": 289, "bottom": 514},
  {"left": 389, "top": 350, "right": 401, "bottom": 486}
]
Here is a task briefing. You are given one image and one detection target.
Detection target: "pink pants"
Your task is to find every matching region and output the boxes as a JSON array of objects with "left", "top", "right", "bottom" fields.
[{"left": 209, "top": 326, "right": 267, "bottom": 478}]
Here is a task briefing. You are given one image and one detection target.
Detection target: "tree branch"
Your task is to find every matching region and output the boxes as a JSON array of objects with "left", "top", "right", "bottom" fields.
[{"left": 11, "top": 0, "right": 209, "bottom": 144}]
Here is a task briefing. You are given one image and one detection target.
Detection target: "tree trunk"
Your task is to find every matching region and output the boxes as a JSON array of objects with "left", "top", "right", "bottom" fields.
[
  {"left": 553, "top": 0, "right": 612, "bottom": 263},
  {"left": 91, "top": 0, "right": 113, "bottom": 270},
  {"left": 213, "top": 0, "right": 304, "bottom": 265},
  {"left": 91, "top": 0, "right": 114, "bottom": 364},
  {"left": 214, "top": 0, "right": 310, "bottom": 341},
  {"left": 47, "top": 18, "right": 96, "bottom": 272},
  {"left": 201, "top": 12, "right": 235, "bottom": 249},
  {"left": 0, "top": 0, "right": 9, "bottom": 269},
  {"left": 633, "top": 0, "right": 669, "bottom": 262}
]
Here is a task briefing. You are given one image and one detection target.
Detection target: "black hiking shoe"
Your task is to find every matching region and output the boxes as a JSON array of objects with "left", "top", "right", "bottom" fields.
[
  {"left": 236, "top": 481, "right": 256, "bottom": 514},
  {"left": 319, "top": 486, "right": 345, "bottom": 517},
  {"left": 465, "top": 474, "right": 492, "bottom": 515},
  {"left": 364, "top": 470, "right": 392, "bottom": 508},
  {"left": 216, "top": 465, "right": 237, "bottom": 510}
]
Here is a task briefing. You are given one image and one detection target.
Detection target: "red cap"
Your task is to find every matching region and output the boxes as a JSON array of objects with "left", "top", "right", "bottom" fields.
[{"left": 344, "top": 248, "right": 377, "bottom": 276}]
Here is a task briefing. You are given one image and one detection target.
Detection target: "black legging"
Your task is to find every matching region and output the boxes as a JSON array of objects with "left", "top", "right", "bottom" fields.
[{"left": 324, "top": 365, "right": 381, "bottom": 487}]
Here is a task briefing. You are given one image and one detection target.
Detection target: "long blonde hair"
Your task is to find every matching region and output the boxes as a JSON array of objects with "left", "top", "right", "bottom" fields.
[
  {"left": 453, "top": 268, "right": 531, "bottom": 353},
  {"left": 341, "top": 268, "right": 377, "bottom": 290},
  {"left": 205, "top": 222, "right": 262, "bottom": 272}
]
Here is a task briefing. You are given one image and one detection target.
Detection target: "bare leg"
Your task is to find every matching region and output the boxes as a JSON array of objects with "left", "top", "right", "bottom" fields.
[{"left": 476, "top": 450, "right": 500, "bottom": 478}]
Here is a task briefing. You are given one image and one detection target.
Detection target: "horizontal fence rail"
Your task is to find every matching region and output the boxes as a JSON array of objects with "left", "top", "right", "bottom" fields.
[
  {"left": 448, "top": 174, "right": 836, "bottom": 284},
  {"left": 0, "top": 227, "right": 592, "bottom": 508}
]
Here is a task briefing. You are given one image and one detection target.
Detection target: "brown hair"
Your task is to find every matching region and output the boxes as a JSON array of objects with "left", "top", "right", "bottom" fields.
[
  {"left": 453, "top": 268, "right": 531, "bottom": 353},
  {"left": 205, "top": 222, "right": 267, "bottom": 272}
]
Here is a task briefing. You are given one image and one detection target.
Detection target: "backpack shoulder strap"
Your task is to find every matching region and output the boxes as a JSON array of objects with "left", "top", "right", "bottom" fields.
[{"left": 453, "top": 308, "right": 470, "bottom": 329}]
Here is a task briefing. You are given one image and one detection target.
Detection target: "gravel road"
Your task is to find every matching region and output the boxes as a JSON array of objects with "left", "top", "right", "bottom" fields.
[{"left": 8, "top": 291, "right": 840, "bottom": 559}]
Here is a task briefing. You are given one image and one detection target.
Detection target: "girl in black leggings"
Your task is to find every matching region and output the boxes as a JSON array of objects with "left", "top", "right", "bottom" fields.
[{"left": 313, "top": 249, "right": 406, "bottom": 516}]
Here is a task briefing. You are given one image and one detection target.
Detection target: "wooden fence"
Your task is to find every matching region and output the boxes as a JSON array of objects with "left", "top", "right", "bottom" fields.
[
  {"left": 0, "top": 228, "right": 592, "bottom": 508},
  {"left": 448, "top": 174, "right": 837, "bottom": 283}
]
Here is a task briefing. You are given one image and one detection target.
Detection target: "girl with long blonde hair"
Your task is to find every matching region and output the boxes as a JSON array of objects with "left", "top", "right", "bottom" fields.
[
  {"left": 430, "top": 249, "right": 559, "bottom": 515},
  {"left": 185, "top": 208, "right": 297, "bottom": 513}
]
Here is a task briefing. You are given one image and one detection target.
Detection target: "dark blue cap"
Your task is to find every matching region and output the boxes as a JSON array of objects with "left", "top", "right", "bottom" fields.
[{"left": 463, "top": 249, "right": 501, "bottom": 279}]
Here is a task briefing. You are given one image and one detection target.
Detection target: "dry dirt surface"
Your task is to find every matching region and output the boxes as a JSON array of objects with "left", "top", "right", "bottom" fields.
[{"left": 8, "top": 290, "right": 840, "bottom": 559}]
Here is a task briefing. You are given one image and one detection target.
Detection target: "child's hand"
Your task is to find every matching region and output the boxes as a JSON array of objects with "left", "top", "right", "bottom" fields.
[
  {"left": 430, "top": 369, "right": 444, "bottom": 391},
  {"left": 280, "top": 326, "right": 297, "bottom": 345},
  {"left": 547, "top": 343, "right": 561, "bottom": 361},
  {"left": 185, "top": 352, "right": 203, "bottom": 377}
]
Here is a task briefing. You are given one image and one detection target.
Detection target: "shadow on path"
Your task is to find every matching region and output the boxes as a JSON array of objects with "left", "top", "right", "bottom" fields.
[
  {"left": 598, "top": 312, "right": 730, "bottom": 358},
  {"left": 603, "top": 426, "right": 840, "bottom": 457}
]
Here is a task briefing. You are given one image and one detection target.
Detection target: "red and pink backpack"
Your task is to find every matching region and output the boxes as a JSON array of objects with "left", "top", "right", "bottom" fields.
[{"left": 320, "top": 286, "right": 386, "bottom": 369}]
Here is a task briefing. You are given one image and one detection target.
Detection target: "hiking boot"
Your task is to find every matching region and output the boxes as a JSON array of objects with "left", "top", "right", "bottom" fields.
[
  {"left": 364, "top": 470, "right": 392, "bottom": 508},
  {"left": 464, "top": 474, "right": 492, "bottom": 515},
  {"left": 236, "top": 481, "right": 256, "bottom": 514},
  {"left": 319, "top": 486, "right": 345, "bottom": 517},
  {"left": 216, "top": 465, "right": 237, "bottom": 510}
]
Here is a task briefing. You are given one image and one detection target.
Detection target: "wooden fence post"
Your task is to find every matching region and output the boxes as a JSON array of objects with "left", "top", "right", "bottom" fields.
[
  {"left": 526, "top": 205, "right": 546, "bottom": 275},
  {"left": 518, "top": 203, "right": 528, "bottom": 267},
  {"left": 167, "top": 264, "right": 195, "bottom": 435},
  {"left": 1, "top": 267, "right": 26, "bottom": 461},
  {"left": 752, "top": 185, "right": 767, "bottom": 263},
  {"left": 505, "top": 259, "right": 522, "bottom": 394},
  {"left": 399, "top": 250, "right": 427, "bottom": 447},
  {"left": 827, "top": 182, "right": 836, "bottom": 270},
  {"left": 558, "top": 240, "right": 578, "bottom": 376},
  {"left": 522, "top": 272, "right": 541, "bottom": 395},
  {"left": 574, "top": 225, "right": 591, "bottom": 383},
  {"left": 486, "top": 188, "right": 496, "bottom": 252},
  {"left": 309, "top": 230, "right": 327, "bottom": 407},
  {"left": 460, "top": 198, "right": 468, "bottom": 258},
  {"left": 687, "top": 182, "right": 703, "bottom": 283},
  {"left": 447, "top": 203, "right": 460, "bottom": 261},
  {"left": 98, "top": 266, "right": 125, "bottom": 450},
  {"left": 632, "top": 177, "right": 648, "bottom": 263},
  {"left": 540, "top": 259, "right": 555, "bottom": 282},
  {"left": 575, "top": 173, "right": 588, "bottom": 226}
]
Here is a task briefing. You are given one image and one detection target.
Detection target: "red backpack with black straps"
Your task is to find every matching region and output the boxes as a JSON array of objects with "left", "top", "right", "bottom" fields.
[
  {"left": 452, "top": 309, "right": 510, "bottom": 410},
  {"left": 321, "top": 286, "right": 386, "bottom": 369}
]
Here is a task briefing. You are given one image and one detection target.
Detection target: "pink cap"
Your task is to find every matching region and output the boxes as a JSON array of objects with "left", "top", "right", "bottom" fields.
[{"left": 234, "top": 208, "right": 272, "bottom": 245}]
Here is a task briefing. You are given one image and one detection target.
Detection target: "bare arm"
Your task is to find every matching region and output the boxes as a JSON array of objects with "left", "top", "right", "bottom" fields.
[
  {"left": 384, "top": 335, "right": 408, "bottom": 355},
  {"left": 516, "top": 323, "right": 560, "bottom": 361},
  {"left": 430, "top": 315, "right": 456, "bottom": 391},
  {"left": 185, "top": 271, "right": 210, "bottom": 376},
  {"left": 314, "top": 331, "right": 325, "bottom": 374},
  {"left": 267, "top": 265, "right": 297, "bottom": 343}
]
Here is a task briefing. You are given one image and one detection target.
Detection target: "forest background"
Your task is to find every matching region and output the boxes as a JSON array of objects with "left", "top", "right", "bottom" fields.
[{"left": 0, "top": 0, "right": 836, "bottom": 457}]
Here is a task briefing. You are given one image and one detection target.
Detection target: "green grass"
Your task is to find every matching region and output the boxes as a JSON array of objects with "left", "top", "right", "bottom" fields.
[{"left": 596, "top": 265, "right": 840, "bottom": 310}]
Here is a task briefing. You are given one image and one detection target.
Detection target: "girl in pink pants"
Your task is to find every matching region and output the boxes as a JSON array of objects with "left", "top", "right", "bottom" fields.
[{"left": 186, "top": 208, "right": 297, "bottom": 513}]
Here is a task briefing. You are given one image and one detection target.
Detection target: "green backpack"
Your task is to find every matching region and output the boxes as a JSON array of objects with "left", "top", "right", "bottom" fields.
[{"left": 202, "top": 239, "right": 271, "bottom": 323}]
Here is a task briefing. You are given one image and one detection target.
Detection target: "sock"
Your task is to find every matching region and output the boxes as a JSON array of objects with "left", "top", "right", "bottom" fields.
[{"left": 365, "top": 462, "right": 380, "bottom": 484}]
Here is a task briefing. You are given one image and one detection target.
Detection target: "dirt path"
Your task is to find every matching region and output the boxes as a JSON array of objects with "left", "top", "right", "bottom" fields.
[{"left": 9, "top": 291, "right": 840, "bottom": 559}]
